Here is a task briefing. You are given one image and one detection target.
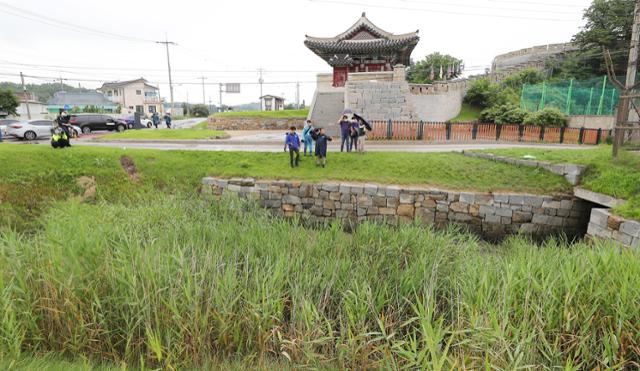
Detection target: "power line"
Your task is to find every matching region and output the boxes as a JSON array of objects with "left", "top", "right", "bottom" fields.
[
  {"left": 0, "top": 2, "right": 157, "bottom": 44},
  {"left": 308, "top": 0, "right": 580, "bottom": 21},
  {"left": 398, "top": 0, "right": 578, "bottom": 15}
]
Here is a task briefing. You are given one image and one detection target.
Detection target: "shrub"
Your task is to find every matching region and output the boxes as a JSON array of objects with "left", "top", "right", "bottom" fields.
[
  {"left": 523, "top": 108, "right": 568, "bottom": 127},
  {"left": 480, "top": 103, "right": 530, "bottom": 124},
  {"left": 463, "top": 79, "right": 498, "bottom": 109},
  {"left": 502, "top": 68, "right": 545, "bottom": 89},
  {"left": 191, "top": 104, "right": 210, "bottom": 117}
]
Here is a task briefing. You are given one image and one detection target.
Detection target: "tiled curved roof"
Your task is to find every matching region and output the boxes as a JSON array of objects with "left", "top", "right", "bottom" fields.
[{"left": 304, "top": 13, "right": 419, "bottom": 65}]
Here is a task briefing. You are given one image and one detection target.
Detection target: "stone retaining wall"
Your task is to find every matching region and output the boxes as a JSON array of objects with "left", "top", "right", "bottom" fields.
[
  {"left": 207, "top": 117, "right": 305, "bottom": 131},
  {"left": 463, "top": 151, "right": 586, "bottom": 186},
  {"left": 587, "top": 208, "right": 640, "bottom": 247},
  {"left": 201, "top": 177, "right": 590, "bottom": 241}
]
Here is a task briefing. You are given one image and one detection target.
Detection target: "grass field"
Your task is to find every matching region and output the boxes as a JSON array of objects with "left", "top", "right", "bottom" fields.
[
  {"left": 449, "top": 103, "right": 481, "bottom": 123},
  {"left": 473, "top": 146, "right": 640, "bottom": 219},
  {"left": 0, "top": 145, "right": 569, "bottom": 230},
  {"left": 212, "top": 108, "right": 309, "bottom": 118},
  {"left": 102, "top": 128, "right": 228, "bottom": 140},
  {"left": 1, "top": 195, "right": 638, "bottom": 369}
]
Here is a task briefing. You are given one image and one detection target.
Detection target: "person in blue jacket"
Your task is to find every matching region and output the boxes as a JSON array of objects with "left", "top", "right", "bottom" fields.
[
  {"left": 302, "top": 119, "right": 314, "bottom": 156},
  {"left": 284, "top": 126, "right": 301, "bottom": 168},
  {"left": 315, "top": 127, "right": 333, "bottom": 168}
]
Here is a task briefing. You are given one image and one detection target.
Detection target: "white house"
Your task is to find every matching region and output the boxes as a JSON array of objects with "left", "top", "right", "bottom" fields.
[
  {"left": 99, "top": 78, "right": 162, "bottom": 116},
  {"left": 260, "top": 95, "right": 285, "bottom": 111}
]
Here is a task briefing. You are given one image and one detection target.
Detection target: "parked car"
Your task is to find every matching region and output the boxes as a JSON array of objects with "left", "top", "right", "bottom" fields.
[
  {"left": 118, "top": 116, "right": 153, "bottom": 129},
  {"left": 0, "top": 119, "right": 19, "bottom": 137},
  {"left": 6, "top": 120, "right": 81, "bottom": 140},
  {"left": 69, "top": 114, "right": 126, "bottom": 134},
  {"left": 7, "top": 120, "right": 54, "bottom": 140}
]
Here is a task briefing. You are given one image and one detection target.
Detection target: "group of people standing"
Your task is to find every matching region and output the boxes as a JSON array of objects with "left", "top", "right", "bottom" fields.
[
  {"left": 338, "top": 114, "right": 367, "bottom": 153},
  {"left": 151, "top": 112, "right": 172, "bottom": 129},
  {"left": 283, "top": 114, "right": 368, "bottom": 169}
]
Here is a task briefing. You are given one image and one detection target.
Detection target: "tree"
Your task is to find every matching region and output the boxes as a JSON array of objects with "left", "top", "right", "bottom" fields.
[
  {"left": 0, "top": 82, "right": 92, "bottom": 103},
  {"left": 560, "top": 0, "right": 635, "bottom": 77},
  {"left": 463, "top": 79, "right": 498, "bottom": 109},
  {"left": 0, "top": 89, "right": 19, "bottom": 117},
  {"left": 191, "top": 104, "right": 210, "bottom": 117},
  {"left": 407, "top": 52, "right": 463, "bottom": 84}
]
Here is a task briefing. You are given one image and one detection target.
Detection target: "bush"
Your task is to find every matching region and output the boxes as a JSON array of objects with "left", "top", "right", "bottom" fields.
[
  {"left": 480, "top": 104, "right": 530, "bottom": 124},
  {"left": 191, "top": 104, "right": 210, "bottom": 117},
  {"left": 463, "top": 79, "right": 498, "bottom": 109},
  {"left": 501, "top": 68, "right": 545, "bottom": 90},
  {"left": 523, "top": 108, "right": 568, "bottom": 127}
]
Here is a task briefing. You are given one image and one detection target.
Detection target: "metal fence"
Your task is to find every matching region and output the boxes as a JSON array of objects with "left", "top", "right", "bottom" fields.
[{"left": 368, "top": 120, "right": 610, "bottom": 145}]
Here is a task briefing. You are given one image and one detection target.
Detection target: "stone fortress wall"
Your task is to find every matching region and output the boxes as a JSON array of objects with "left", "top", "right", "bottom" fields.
[
  {"left": 490, "top": 42, "right": 577, "bottom": 82},
  {"left": 342, "top": 65, "right": 467, "bottom": 123},
  {"left": 202, "top": 177, "right": 591, "bottom": 241}
]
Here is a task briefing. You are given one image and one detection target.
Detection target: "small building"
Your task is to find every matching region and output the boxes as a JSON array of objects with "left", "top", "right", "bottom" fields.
[
  {"left": 260, "top": 95, "right": 285, "bottom": 111},
  {"left": 47, "top": 91, "right": 118, "bottom": 114},
  {"left": 305, "top": 12, "right": 419, "bottom": 87},
  {"left": 99, "top": 78, "right": 162, "bottom": 116},
  {"left": 16, "top": 98, "right": 47, "bottom": 119}
]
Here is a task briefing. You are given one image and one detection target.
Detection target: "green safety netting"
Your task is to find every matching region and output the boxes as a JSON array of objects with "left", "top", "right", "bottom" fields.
[{"left": 521, "top": 76, "right": 622, "bottom": 116}]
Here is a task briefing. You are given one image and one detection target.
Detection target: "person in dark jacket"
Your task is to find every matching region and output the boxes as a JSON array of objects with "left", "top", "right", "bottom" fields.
[
  {"left": 284, "top": 126, "right": 301, "bottom": 168},
  {"left": 315, "top": 127, "right": 332, "bottom": 168},
  {"left": 152, "top": 112, "right": 160, "bottom": 129},
  {"left": 349, "top": 118, "right": 359, "bottom": 152},
  {"left": 338, "top": 115, "right": 351, "bottom": 152},
  {"left": 164, "top": 113, "right": 172, "bottom": 128}
]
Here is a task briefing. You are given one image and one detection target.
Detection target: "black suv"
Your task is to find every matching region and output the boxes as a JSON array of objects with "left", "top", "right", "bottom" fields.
[{"left": 69, "top": 114, "right": 126, "bottom": 134}]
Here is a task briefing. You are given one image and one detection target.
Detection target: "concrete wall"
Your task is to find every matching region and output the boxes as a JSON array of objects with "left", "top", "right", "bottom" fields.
[
  {"left": 202, "top": 177, "right": 590, "bottom": 241},
  {"left": 568, "top": 115, "right": 615, "bottom": 130},
  {"left": 207, "top": 117, "right": 305, "bottom": 131},
  {"left": 410, "top": 80, "right": 467, "bottom": 122}
]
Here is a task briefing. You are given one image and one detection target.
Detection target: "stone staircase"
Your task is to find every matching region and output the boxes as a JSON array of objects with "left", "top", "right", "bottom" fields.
[{"left": 307, "top": 91, "right": 344, "bottom": 137}]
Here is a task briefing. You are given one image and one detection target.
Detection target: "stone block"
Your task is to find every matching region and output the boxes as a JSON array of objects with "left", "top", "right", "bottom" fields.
[
  {"left": 452, "top": 213, "right": 473, "bottom": 222},
  {"left": 494, "top": 194, "right": 509, "bottom": 203},
  {"left": 202, "top": 177, "right": 216, "bottom": 186},
  {"left": 350, "top": 186, "right": 364, "bottom": 195},
  {"left": 620, "top": 220, "right": 640, "bottom": 238},
  {"left": 450, "top": 202, "right": 468, "bottom": 213},
  {"left": 544, "top": 209, "right": 557, "bottom": 216},
  {"left": 588, "top": 223, "right": 612, "bottom": 238},
  {"left": 319, "top": 191, "right": 329, "bottom": 199},
  {"left": 613, "top": 231, "right": 633, "bottom": 246},
  {"left": 282, "top": 195, "right": 301, "bottom": 205},
  {"left": 397, "top": 204, "right": 415, "bottom": 217},
  {"left": 386, "top": 186, "right": 401, "bottom": 197},
  {"left": 589, "top": 209, "right": 610, "bottom": 227},
  {"left": 399, "top": 193, "right": 415, "bottom": 204},
  {"left": 364, "top": 184, "right": 378, "bottom": 195},
  {"left": 367, "top": 206, "right": 379, "bottom": 215},
  {"left": 479, "top": 205, "right": 495, "bottom": 216},
  {"left": 387, "top": 198, "right": 399, "bottom": 208},
  {"left": 519, "top": 223, "right": 538, "bottom": 234},
  {"left": 509, "top": 195, "right": 524, "bottom": 205},
  {"left": 357, "top": 195, "right": 373, "bottom": 207},
  {"left": 495, "top": 208, "right": 513, "bottom": 217},
  {"left": 557, "top": 209, "right": 570, "bottom": 217},
  {"left": 339, "top": 184, "right": 351, "bottom": 194},
  {"left": 323, "top": 209, "right": 333, "bottom": 217},
  {"left": 435, "top": 212, "right": 448, "bottom": 222},
  {"left": 227, "top": 184, "right": 241, "bottom": 193},
  {"left": 323, "top": 200, "right": 335, "bottom": 210},
  {"left": 322, "top": 183, "right": 339, "bottom": 192},
  {"left": 532, "top": 214, "right": 549, "bottom": 225},
  {"left": 607, "top": 215, "right": 623, "bottom": 231},
  {"left": 524, "top": 196, "right": 544, "bottom": 208},
  {"left": 373, "top": 196, "right": 387, "bottom": 207},
  {"left": 548, "top": 216, "right": 564, "bottom": 227},
  {"left": 416, "top": 208, "right": 435, "bottom": 224},
  {"left": 379, "top": 207, "right": 396, "bottom": 215},
  {"left": 512, "top": 212, "right": 533, "bottom": 223},
  {"left": 484, "top": 214, "right": 501, "bottom": 224},
  {"left": 542, "top": 200, "right": 561, "bottom": 209},
  {"left": 475, "top": 194, "right": 494, "bottom": 205},
  {"left": 459, "top": 192, "right": 475, "bottom": 204},
  {"left": 340, "top": 194, "right": 351, "bottom": 203},
  {"left": 282, "top": 204, "right": 295, "bottom": 212},
  {"left": 423, "top": 198, "right": 437, "bottom": 209},
  {"left": 436, "top": 202, "right": 449, "bottom": 212},
  {"left": 310, "top": 206, "right": 323, "bottom": 216}
]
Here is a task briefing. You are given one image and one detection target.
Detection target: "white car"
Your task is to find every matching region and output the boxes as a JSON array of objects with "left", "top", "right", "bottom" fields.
[{"left": 7, "top": 120, "right": 82, "bottom": 140}]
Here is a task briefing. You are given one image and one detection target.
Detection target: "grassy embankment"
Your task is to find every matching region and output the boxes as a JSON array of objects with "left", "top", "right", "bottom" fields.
[
  {"left": 449, "top": 103, "right": 481, "bottom": 123},
  {"left": 473, "top": 146, "right": 640, "bottom": 219},
  {"left": 101, "top": 120, "right": 227, "bottom": 140},
  {"left": 1, "top": 194, "right": 638, "bottom": 369},
  {"left": 212, "top": 108, "right": 309, "bottom": 118},
  {"left": 0, "top": 145, "right": 569, "bottom": 230}
]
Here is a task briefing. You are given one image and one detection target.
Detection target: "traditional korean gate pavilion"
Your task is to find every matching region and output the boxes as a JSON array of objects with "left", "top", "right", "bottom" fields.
[{"left": 304, "top": 12, "right": 420, "bottom": 87}]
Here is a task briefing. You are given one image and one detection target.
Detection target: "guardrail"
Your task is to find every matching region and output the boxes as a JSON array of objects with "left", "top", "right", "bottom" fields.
[{"left": 368, "top": 121, "right": 609, "bottom": 145}]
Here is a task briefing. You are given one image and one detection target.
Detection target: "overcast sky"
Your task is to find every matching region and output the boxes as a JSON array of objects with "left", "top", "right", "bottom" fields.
[{"left": 0, "top": 0, "right": 593, "bottom": 107}]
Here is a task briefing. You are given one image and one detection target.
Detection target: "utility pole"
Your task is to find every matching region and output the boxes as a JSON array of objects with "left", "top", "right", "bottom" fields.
[
  {"left": 59, "top": 74, "right": 64, "bottom": 92},
  {"left": 219, "top": 83, "right": 223, "bottom": 113},
  {"left": 156, "top": 35, "right": 177, "bottom": 114},
  {"left": 186, "top": 90, "right": 190, "bottom": 116},
  {"left": 296, "top": 81, "right": 300, "bottom": 109},
  {"left": 258, "top": 68, "right": 265, "bottom": 108},
  {"left": 20, "top": 72, "right": 31, "bottom": 119},
  {"left": 606, "top": 0, "right": 640, "bottom": 157},
  {"left": 200, "top": 76, "right": 207, "bottom": 105}
]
